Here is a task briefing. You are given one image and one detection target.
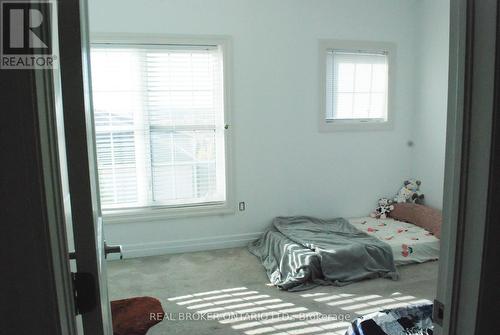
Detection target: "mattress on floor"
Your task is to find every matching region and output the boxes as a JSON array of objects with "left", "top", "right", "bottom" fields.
[
  {"left": 249, "top": 216, "right": 398, "bottom": 291},
  {"left": 348, "top": 217, "right": 440, "bottom": 265}
]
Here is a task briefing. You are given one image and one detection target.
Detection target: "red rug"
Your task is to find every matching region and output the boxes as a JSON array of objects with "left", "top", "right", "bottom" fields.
[{"left": 111, "top": 297, "right": 164, "bottom": 335}]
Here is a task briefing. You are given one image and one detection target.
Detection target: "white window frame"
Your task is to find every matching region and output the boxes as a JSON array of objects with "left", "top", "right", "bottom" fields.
[
  {"left": 319, "top": 39, "right": 396, "bottom": 132},
  {"left": 89, "top": 34, "right": 234, "bottom": 223}
]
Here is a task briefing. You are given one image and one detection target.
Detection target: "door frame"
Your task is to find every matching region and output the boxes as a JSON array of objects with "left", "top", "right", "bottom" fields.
[
  {"left": 31, "top": 0, "right": 78, "bottom": 334},
  {"left": 56, "top": 0, "right": 113, "bottom": 334},
  {"left": 34, "top": 60, "right": 79, "bottom": 335},
  {"left": 32, "top": 0, "right": 112, "bottom": 333},
  {"left": 437, "top": 0, "right": 498, "bottom": 334}
]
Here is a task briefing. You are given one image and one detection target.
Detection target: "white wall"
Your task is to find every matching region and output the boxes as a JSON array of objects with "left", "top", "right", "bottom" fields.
[
  {"left": 411, "top": 0, "right": 450, "bottom": 209},
  {"left": 88, "top": 0, "right": 430, "bottom": 257}
]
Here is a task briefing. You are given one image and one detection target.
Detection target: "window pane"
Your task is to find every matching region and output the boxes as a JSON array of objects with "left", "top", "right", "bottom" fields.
[
  {"left": 174, "top": 165, "right": 196, "bottom": 199},
  {"left": 95, "top": 131, "right": 138, "bottom": 207},
  {"left": 354, "top": 64, "right": 372, "bottom": 92},
  {"left": 98, "top": 167, "right": 138, "bottom": 205},
  {"left": 90, "top": 49, "right": 141, "bottom": 92},
  {"left": 152, "top": 164, "right": 195, "bottom": 201},
  {"left": 334, "top": 92, "right": 354, "bottom": 119},
  {"left": 352, "top": 93, "right": 371, "bottom": 118},
  {"left": 195, "top": 132, "right": 216, "bottom": 161},
  {"left": 372, "top": 64, "right": 388, "bottom": 92},
  {"left": 327, "top": 49, "right": 389, "bottom": 122},
  {"left": 150, "top": 132, "right": 173, "bottom": 164},
  {"left": 196, "top": 163, "right": 216, "bottom": 198},
  {"left": 150, "top": 130, "right": 218, "bottom": 203},
  {"left": 370, "top": 93, "right": 386, "bottom": 118},
  {"left": 92, "top": 92, "right": 139, "bottom": 128},
  {"left": 151, "top": 165, "right": 175, "bottom": 200},
  {"left": 336, "top": 63, "right": 355, "bottom": 92},
  {"left": 173, "top": 133, "right": 195, "bottom": 162}
]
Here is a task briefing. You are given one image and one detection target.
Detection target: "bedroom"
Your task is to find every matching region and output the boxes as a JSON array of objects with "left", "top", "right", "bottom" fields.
[
  {"left": 12, "top": 0, "right": 497, "bottom": 334},
  {"left": 81, "top": 0, "right": 450, "bottom": 334}
]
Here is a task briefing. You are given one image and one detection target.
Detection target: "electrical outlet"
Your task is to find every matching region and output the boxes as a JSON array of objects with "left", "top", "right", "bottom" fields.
[{"left": 238, "top": 202, "right": 246, "bottom": 211}]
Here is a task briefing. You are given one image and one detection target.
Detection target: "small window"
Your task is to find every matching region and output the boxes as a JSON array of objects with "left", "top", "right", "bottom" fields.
[
  {"left": 320, "top": 40, "right": 395, "bottom": 131},
  {"left": 89, "top": 37, "right": 232, "bottom": 219}
]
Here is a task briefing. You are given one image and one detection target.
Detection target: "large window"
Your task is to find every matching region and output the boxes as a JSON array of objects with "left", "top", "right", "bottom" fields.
[
  {"left": 320, "top": 40, "right": 395, "bottom": 131},
  {"left": 90, "top": 40, "right": 229, "bottom": 215}
]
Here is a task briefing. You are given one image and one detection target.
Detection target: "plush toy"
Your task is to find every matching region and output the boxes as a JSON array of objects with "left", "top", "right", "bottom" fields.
[
  {"left": 370, "top": 198, "right": 395, "bottom": 219},
  {"left": 394, "top": 179, "right": 425, "bottom": 204}
]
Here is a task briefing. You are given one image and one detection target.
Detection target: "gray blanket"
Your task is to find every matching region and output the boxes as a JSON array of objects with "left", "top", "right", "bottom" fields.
[{"left": 249, "top": 216, "right": 399, "bottom": 291}]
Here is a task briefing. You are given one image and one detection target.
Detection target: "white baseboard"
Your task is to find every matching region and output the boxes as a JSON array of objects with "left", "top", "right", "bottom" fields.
[{"left": 110, "top": 232, "right": 263, "bottom": 259}]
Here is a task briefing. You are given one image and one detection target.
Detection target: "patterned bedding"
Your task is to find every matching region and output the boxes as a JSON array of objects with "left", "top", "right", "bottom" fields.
[
  {"left": 348, "top": 217, "right": 440, "bottom": 265},
  {"left": 345, "top": 301, "right": 434, "bottom": 335}
]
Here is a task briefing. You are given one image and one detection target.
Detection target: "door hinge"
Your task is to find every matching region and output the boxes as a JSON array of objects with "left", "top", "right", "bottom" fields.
[
  {"left": 433, "top": 299, "right": 445, "bottom": 326},
  {"left": 72, "top": 272, "right": 97, "bottom": 315}
]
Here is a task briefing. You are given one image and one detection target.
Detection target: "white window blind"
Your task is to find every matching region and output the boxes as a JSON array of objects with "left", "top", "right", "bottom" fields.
[
  {"left": 90, "top": 43, "right": 226, "bottom": 211},
  {"left": 326, "top": 50, "right": 389, "bottom": 122}
]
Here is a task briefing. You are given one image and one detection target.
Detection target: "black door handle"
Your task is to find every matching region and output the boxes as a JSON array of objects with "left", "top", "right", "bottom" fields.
[{"left": 104, "top": 241, "right": 123, "bottom": 260}]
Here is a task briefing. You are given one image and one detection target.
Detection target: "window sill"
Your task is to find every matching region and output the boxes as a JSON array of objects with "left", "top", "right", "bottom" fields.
[
  {"left": 319, "top": 119, "right": 393, "bottom": 132},
  {"left": 102, "top": 202, "right": 235, "bottom": 224}
]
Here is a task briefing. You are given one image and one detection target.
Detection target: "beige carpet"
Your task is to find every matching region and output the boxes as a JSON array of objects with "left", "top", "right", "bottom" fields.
[{"left": 107, "top": 247, "right": 438, "bottom": 335}]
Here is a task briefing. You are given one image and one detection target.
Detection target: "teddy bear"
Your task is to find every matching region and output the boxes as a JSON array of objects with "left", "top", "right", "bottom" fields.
[
  {"left": 394, "top": 179, "right": 425, "bottom": 204},
  {"left": 370, "top": 198, "right": 395, "bottom": 219}
]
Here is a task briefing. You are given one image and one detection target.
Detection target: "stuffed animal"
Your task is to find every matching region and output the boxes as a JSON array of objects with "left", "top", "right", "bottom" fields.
[
  {"left": 394, "top": 179, "right": 425, "bottom": 204},
  {"left": 370, "top": 198, "right": 395, "bottom": 219}
]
